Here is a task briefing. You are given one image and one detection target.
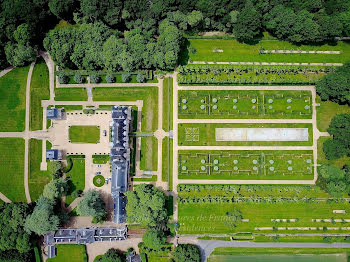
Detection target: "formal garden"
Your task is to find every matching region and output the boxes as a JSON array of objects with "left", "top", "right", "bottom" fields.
[
  {"left": 178, "top": 123, "right": 313, "bottom": 146},
  {"left": 69, "top": 125, "right": 100, "bottom": 144},
  {"left": 178, "top": 150, "right": 313, "bottom": 180},
  {"left": 178, "top": 90, "right": 312, "bottom": 119}
]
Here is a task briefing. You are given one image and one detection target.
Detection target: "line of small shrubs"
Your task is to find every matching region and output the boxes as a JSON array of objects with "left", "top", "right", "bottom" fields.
[{"left": 57, "top": 72, "right": 148, "bottom": 84}]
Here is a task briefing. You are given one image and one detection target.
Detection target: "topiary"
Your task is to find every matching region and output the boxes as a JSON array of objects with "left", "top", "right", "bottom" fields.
[
  {"left": 58, "top": 73, "right": 69, "bottom": 84},
  {"left": 122, "top": 74, "right": 131, "bottom": 83},
  {"left": 136, "top": 73, "right": 145, "bottom": 83},
  {"left": 90, "top": 74, "right": 101, "bottom": 84},
  {"left": 106, "top": 74, "right": 116, "bottom": 83},
  {"left": 74, "top": 74, "right": 84, "bottom": 84}
]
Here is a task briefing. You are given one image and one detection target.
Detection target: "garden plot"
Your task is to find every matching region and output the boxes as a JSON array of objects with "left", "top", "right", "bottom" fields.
[
  {"left": 178, "top": 150, "right": 313, "bottom": 180},
  {"left": 178, "top": 123, "right": 313, "bottom": 146},
  {"left": 178, "top": 90, "right": 312, "bottom": 119}
]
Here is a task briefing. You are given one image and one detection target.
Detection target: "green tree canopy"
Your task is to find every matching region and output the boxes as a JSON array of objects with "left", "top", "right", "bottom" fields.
[
  {"left": 125, "top": 184, "right": 167, "bottom": 228},
  {"left": 42, "top": 178, "right": 69, "bottom": 201},
  {"left": 142, "top": 229, "right": 166, "bottom": 250},
  {"left": 173, "top": 244, "right": 201, "bottom": 262},
  {"left": 95, "top": 248, "right": 124, "bottom": 262},
  {"left": 76, "top": 190, "right": 107, "bottom": 220}
]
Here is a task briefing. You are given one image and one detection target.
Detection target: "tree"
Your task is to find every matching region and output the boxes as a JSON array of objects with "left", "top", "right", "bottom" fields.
[
  {"left": 74, "top": 74, "right": 84, "bottom": 84},
  {"left": 0, "top": 203, "right": 32, "bottom": 253},
  {"left": 319, "top": 164, "right": 349, "bottom": 197},
  {"left": 42, "top": 178, "right": 69, "bottom": 200},
  {"left": 323, "top": 139, "right": 348, "bottom": 160},
  {"left": 136, "top": 73, "right": 145, "bottom": 83},
  {"left": 57, "top": 73, "right": 69, "bottom": 84},
  {"left": 90, "top": 74, "right": 101, "bottom": 83},
  {"left": 95, "top": 248, "right": 124, "bottom": 262},
  {"left": 187, "top": 10, "right": 203, "bottom": 28},
  {"left": 234, "top": 0, "right": 262, "bottom": 42},
  {"left": 173, "top": 244, "right": 201, "bottom": 262},
  {"left": 142, "top": 229, "right": 166, "bottom": 250},
  {"left": 76, "top": 190, "right": 107, "bottom": 221},
  {"left": 13, "top": 24, "right": 34, "bottom": 45},
  {"left": 48, "top": 161, "right": 62, "bottom": 177},
  {"left": 122, "top": 74, "right": 131, "bottom": 83},
  {"left": 25, "top": 196, "right": 60, "bottom": 235},
  {"left": 125, "top": 184, "right": 167, "bottom": 228},
  {"left": 106, "top": 74, "right": 115, "bottom": 83},
  {"left": 102, "top": 35, "right": 124, "bottom": 71},
  {"left": 4, "top": 43, "right": 36, "bottom": 67},
  {"left": 48, "top": 0, "right": 77, "bottom": 21}
]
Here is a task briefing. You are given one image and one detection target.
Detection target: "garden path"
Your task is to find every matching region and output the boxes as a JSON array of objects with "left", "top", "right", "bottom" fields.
[
  {"left": 0, "top": 192, "right": 11, "bottom": 203},
  {"left": 40, "top": 51, "right": 55, "bottom": 100},
  {"left": 0, "top": 66, "right": 14, "bottom": 78}
]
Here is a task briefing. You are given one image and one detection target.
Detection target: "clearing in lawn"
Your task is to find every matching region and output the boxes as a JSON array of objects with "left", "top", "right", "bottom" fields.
[
  {"left": 30, "top": 58, "right": 50, "bottom": 130},
  {"left": 92, "top": 86, "right": 158, "bottom": 132},
  {"left": 65, "top": 157, "right": 85, "bottom": 205},
  {"left": 47, "top": 244, "right": 87, "bottom": 262},
  {"left": 178, "top": 123, "right": 313, "bottom": 146},
  {"left": 0, "top": 66, "right": 29, "bottom": 131},
  {"left": 69, "top": 126, "right": 100, "bottom": 143},
  {"left": 0, "top": 138, "right": 26, "bottom": 202},
  {"left": 188, "top": 39, "right": 350, "bottom": 63},
  {"left": 178, "top": 90, "right": 312, "bottom": 119},
  {"left": 178, "top": 150, "right": 313, "bottom": 180},
  {"left": 28, "top": 139, "right": 52, "bottom": 201}
]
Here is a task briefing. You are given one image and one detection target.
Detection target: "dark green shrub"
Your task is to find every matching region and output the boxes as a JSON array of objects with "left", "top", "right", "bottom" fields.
[
  {"left": 90, "top": 74, "right": 101, "bottom": 83},
  {"left": 137, "top": 73, "right": 146, "bottom": 83},
  {"left": 74, "top": 74, "right": 84, "bottom": 83},
  {"left": 58, "top": 73, "right": 69, "bottom": 84},
  {"left": 106, "top": 74, "right": 115, "bottom": 83},
  {"left": 122, "top": 74, "right": 131, "bottom": 83}
]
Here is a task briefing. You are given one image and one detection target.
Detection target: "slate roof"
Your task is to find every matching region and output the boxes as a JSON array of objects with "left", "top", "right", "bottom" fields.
[
  {"left": 46, "top": 149, "right": 61, "bottom": 160},
  {"left": 47, "top": 108, "right": 58, "bottom": 119}
]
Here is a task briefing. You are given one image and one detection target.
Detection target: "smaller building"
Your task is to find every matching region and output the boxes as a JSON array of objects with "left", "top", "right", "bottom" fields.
[
  {"left": 47, "top": 245, "right": 56, "bottom": 259},
  {"left": 46, "top": 149, "right": 62, "bottom": 160},
  {"left": 47, "top": 108, "right": 63, "bottom": 120}
]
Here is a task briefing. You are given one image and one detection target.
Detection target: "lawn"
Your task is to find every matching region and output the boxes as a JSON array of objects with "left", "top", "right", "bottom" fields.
[
  {"left": 28, "top": 139, "right": 51, "bottom": 201},
  {"left": 163, "top": 77, "right": 173, "bottom": 131},
  {"left": 178, "top": 123, "right": 313, "bottom": 146},
  {"left": 30, "top": 58, "right": 50, "bottom": 131},
  {"left": 47, "top": 244, "right": 87, "bottom": 262},
  {"left": 92, "top": 86, "right": 158, "bottom": 132},
  {"left": 189, "top": 39, "right": 350, "bottom": 63},
  {"left": 177, "top": 184, "right": 350, "bottom": 234},
  {"left": 209, "top": 248, "right": 349, "bottom": 262},
  {"left": 140, "top": 136, "right": 158, "bottom": 171},
  {"left": 0, "top": 66, "right": 29, "bottom": 131},
  {"left": 317, "top": 137, "right": 350, "bottom": 168},
  {"left": 179, "top": 90, "right": 312, "bottom": 119},
  {"left": 162, "top": 137, "right": 173, "bottom": 190},
  {"left": 54, "top": 88, "right": 88, "bottom": 101},
  {"left": 0, "top": 138, "right": 26, "bottom": 202},
  {"left": 69, "top": 126, "right": 100, "bottom": 143},
  {"left": 65, "top": 157, "right": 85, "bottom": 205},
  {"left": 316, "top": 97, "right": 350, "bottom": 132},
  {"left": 92, "top": 155, "right": 110, "bottom": 164},
  {"left": 178, "top": 150, "right": 314, "bottom": 180}
]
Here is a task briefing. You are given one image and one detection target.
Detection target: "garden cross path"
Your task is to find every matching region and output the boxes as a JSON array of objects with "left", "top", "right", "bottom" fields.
[{"left": 189, "top": 61, "right": 343, "bottom": 66}]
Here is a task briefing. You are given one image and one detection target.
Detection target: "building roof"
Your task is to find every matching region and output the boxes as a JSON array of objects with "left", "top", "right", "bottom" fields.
[
  {"left": 48, "top": 245, "right": 56, "bottom": 258},
  {"left": 47, "top": 108, "right": 58, "bottom": 119},
  {"left": 46, "top": 149, "right": 59, "bottom": 160}
]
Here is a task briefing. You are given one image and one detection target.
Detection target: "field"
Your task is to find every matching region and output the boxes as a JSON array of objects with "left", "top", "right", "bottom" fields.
[
  {"left": 163, "top": 77, "right": 173, "bottom": 131},
  {"left": 30, "top": 58, "right": 50, "bottom": 130},
  {"left": 54, "top": 88, "right": 88, "bottom": 101},
  {"left": 92, "top": 86, "right": 158, "bottom": 132},
  {"left": 209, "top": 248, "right": 350, "bottom": 262},
  {"left": 69, "top": 126, "right": 100, "bottom": 143},
  {"left": 189, "top": 39, "right": 350, "bottom": 63},
  {"left": 47, "top": 244, "right": 87, "bottom": 262},
  {"left": 140, "top": 136, "right": 158, "bottom": 171},
  {"left": 178, "top": 123, "right": 313, "bottom": 146},
  {"left": 179, "top": 90, "right": 312, "bottom": 119},
  {"left": 316, "top": 97, "right": 350, "bottom": 132},
  {"left": 28, "top": 139, "right": 52, "bottom": 201},
  {"left": 65, "top": 158, "right": 85, "bottom": 205},
  {"left": 0, "top": 66, "right": 29, "bottom": 131},
  {"left": 177, "top": 184, "right": 350, "bottom": 234},
  {"left": 0, "top": 138, "right": 26, "bottom": 202},
  {"left": 178, "top": 150, "right": 313, "bottom": 180}
]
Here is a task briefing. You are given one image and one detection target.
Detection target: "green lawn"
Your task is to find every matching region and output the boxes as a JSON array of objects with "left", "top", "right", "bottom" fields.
[
  {"left": 163, "top": 77, "right": 173, "bottom": 131},
  {"left": 189, "top": 39, "right": 350, "bottom": 63},
  {"left": 178, "top": 123, "right": 313, "bottom": 146},
  {"left": 28, "top": 139, "right": 51, "bottom": 201},
  {"left": 316, "top": 97, "right": 350, "bottom": 132},
  {"left": 92, "top": 155, "right": 110, "bottom": 164},
  {"left": 0, "top": 138, "right": 26, "bottom": 202},
  {"left": 30, "top": 58, "right": 50, "bottom": 130},
  {"left": 65, "top": 158, "right": 85, "bottom": 205},
  {"left": 317, "top": 137, "right": 350, "bottom": 168},
  {"left": 47, "top": 245, "right": 87, "bottom": 262},
  {"left": 209, "top": 248, "right": 349, "bottom": 262},
  {"left": 54, "top": 88, "right": 88, "bottom": 101},
  {"left": 0, "top": 66, "right": 29, "bottom": 131},
  {"left": 162, "top": 137, "right": 173, "bottom": 190},
  {"left": 92, "top": 86, "right": 158, "bottom": 132},
  {"left": 140, "top": 136, "right": 158, "bottom": 171},
  {"left": 69, "top": 126, "right": 100, "bottom": 143},
  {"left": 55, "top": 105, "right": 83, "bottom": 111},
  {"left": 179, "top": 90, "right": 312, "bottom": 119},
  {"left": 178, "top": 150, "right": 313, "bottom": 180}
]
